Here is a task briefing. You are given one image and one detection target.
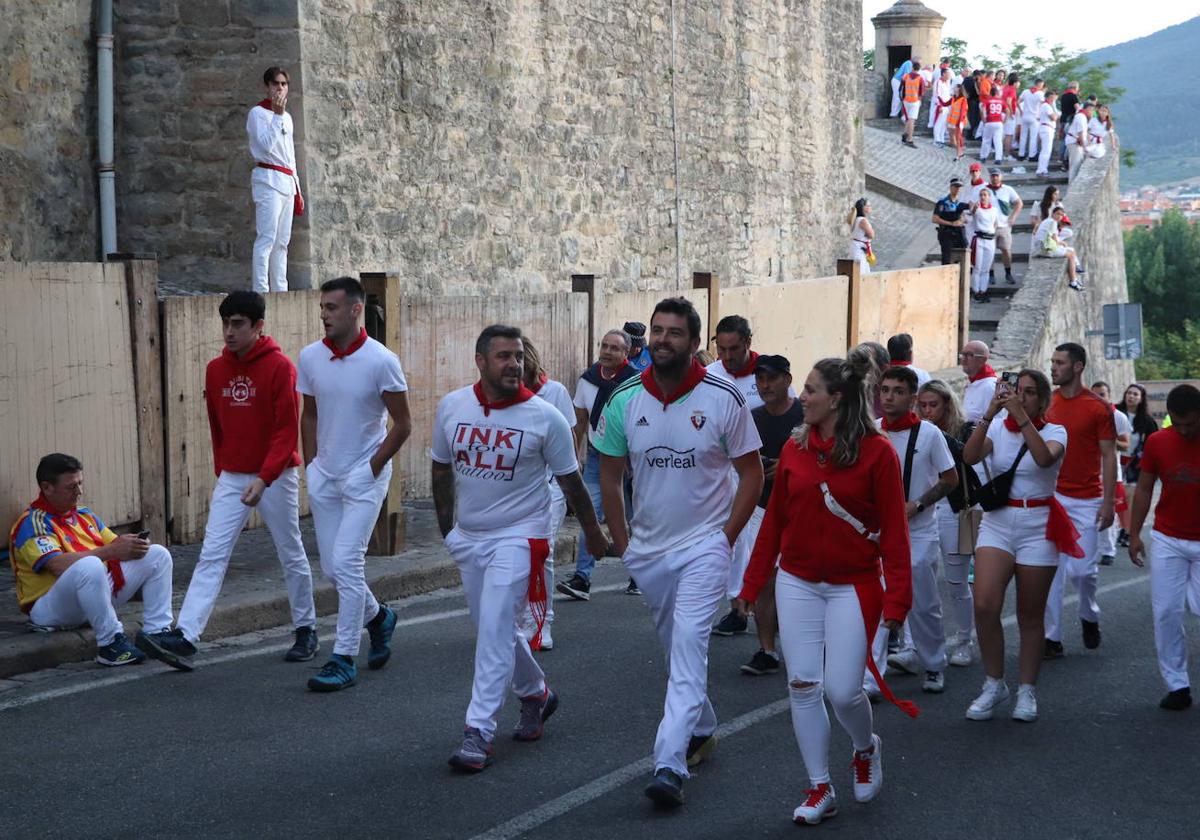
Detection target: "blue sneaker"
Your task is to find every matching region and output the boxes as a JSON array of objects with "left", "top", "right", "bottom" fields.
[
  {"left": 307, "top": 654, "right": 357, "bottom": 692},
  {"left": 96, "top": 633, "right": 146, "bottom": 667},
  {"left": 366, "top": 605, "right": 397, "bottom": 671}
]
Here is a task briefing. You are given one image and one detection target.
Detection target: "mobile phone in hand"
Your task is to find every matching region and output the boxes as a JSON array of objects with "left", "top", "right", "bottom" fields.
[
  {"left": 137, "top": 530, "right": 151, "bottom": 540},
  {"left": 1000, "top": 371, "right": 1019, "bottom": 388}
]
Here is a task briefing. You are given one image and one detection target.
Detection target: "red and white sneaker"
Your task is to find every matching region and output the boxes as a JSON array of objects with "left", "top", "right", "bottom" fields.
[
  {"left": 793, "top": 783, "right": 838, "bottom": 825},
  {"left": 851, "top": 734, "right": 883, "bottom": 803}
]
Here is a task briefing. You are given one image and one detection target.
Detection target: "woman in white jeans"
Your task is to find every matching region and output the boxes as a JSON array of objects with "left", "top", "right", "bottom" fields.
[
  {"left": 963, "top": 369, "right": 1077, "bottom": 723},
  {"left": 735, "top": 348, "right": 915, "bottom": 826},
  {"left": 970, "top": 188, "right": 999, "bottom": 302}
]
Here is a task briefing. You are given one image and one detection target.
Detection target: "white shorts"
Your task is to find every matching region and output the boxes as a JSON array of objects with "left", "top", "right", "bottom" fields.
[
  {"left": 1003, "top": 116, "right": 1016, "bottom": 136},
  {"left": 976, "top": 505, "right": 1060, "bottom": 567},
  {"left": 903, "top": 100, "right": 920, "bottom": 121}
]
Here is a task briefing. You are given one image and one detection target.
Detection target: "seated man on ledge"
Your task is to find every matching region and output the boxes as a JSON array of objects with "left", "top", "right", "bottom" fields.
[{"left": 7, "top": 453, "right": 191, "bottom": 670}]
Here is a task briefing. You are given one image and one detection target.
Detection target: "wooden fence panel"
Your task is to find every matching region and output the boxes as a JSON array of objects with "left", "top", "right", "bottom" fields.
[
  {"left": 0, "top": 262, "right": 141, "bottom": 531},
  {"left": 856, "top": 265, "right": 961, "bottom": 371},
  {"left": 594, "top": 288, "right": 710, "bottom": 354},
  {"left": 720, "top": 277, "right": 850, "bottom": 370},
  {"left": 399, "top": 292, "right": 589, "bottom": 499},
  {"left": 162, "top": 290, "right": 323, "bottom": 543}
]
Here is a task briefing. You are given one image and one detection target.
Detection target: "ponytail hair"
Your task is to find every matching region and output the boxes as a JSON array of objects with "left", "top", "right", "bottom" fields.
[
  {"left": 792, "top": 346, "right": 879, "bottom": 468},
  {"left": 846, "top": 197, "right": 868, "bottom": 228}
]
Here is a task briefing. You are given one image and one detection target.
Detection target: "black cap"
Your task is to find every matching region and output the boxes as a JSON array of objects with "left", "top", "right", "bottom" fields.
[
  {"left": 988, "top": 167, "right": 1002, "bottom": 176},
  {"left": 754, "top": 354, "right": 791, "bottom": 376},
  {"left": 623, "top": 321, "right": 647, "bottom": 349},
  {"left": 949, "top": 176, "right": 963, "bottom": 186}
]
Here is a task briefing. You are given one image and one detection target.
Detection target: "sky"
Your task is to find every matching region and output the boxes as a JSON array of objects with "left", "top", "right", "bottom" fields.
[{"left": 862, "top": 0, "right": 1196, "bottom": 56}]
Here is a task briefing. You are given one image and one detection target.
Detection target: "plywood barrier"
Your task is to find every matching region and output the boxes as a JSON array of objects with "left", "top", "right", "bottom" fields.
[
  {"left": 399, "top": 292, "right": 589, "bottom": 499},
  {"left": 161, "top": 290, "right": 324, "bottom": 543},
  {"left": 595, "top": 288, "right": 710, "bottom": 355},
  {"left": 0, "top": 263, "right": 142, "bottom": 533},
  {"left": 855, "top": 265, "right": 961, "bottom": 371},
  {"left": 720, "top": 277, "right": 850, "bottom": 371}
]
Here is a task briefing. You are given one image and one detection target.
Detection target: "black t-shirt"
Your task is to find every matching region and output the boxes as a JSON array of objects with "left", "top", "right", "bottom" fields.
[
  {"left": 1061, "top": 92, "right": 1080, "bottom": 124},
  {"left": 963, "top": 76, "right": 979, "bottom": 99},
  {"left": 752, "top": 400, "right": 806, "bottom": 508}
]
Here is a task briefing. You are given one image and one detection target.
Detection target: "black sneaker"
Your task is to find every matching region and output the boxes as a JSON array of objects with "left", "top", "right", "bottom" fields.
[
  {"left": 1117, "top": 529, "right": 1130, "bottom": 548},
  {"left": 625, "top": 578, "right": 642, "bottom": 596},
  {"left": 740, "top": 649, "right": 781, "bottom": 676},
  {"left": 686, "top": 733, "right": 718, "bottom": 767},
  {"left": 645, "top": 768, "right": 685, "bottom": 807},
  {"left": 1081, "top": 619, "right": 1101, "bottom": 650},
  {"left": 1099, "top": 554, "right": 1115, "bottom": 567},
  {"left": 285, "top": 626, "right": 319, "bottom": 662},
  {"left": 711, "top": 610, "right": 749, "bottom": 636},
  {"left": 1160, "top": 687, "right": 1193, "bottom": 711},
  {"left": 1044, "top": 639, "right": 1065, "bottom": 660},
  {"left": 556, "top": 574, "right": 591, "bottom": 602},
  {"left": 135, "top": 628, "right": 196, "bottom": 671},
  {"left": 1006, "top": 270, "right": 1016, "bottom": 285}
]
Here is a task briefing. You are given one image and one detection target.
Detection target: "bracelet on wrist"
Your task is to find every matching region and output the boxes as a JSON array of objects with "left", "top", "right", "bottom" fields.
[{"left": 1018, "top": 419, "right": 1031, "bottom": 429}]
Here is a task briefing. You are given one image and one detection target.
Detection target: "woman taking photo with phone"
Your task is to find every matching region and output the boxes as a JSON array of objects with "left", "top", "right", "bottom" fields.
[
  {"left": 962, "top": 370, "right": 1078, "bottom": 722},
  {"left": 735, "top": 347, "right": 915, "bottom": 826}
]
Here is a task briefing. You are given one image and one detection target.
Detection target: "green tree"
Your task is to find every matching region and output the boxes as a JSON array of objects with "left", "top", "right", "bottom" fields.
[
  {"left": 973, "top": 39, "right": 1124, "bottom": 105},
  {"left": 1136, "top": 322, "right": 1200, "bottom": 380},
  {"left": 940, "top": 37, "right": 969, "bottom": 68},
  {"left": 1125, "top": 209, "right": 1200, "bottom": 334},
  {"left": 863, "top": 48, "right": 874, "bottom": 71}
]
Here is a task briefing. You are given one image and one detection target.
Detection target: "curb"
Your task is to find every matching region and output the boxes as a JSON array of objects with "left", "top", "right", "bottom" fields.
[{"left": 0, "top": 534, "right": 578, "bottom": 680}]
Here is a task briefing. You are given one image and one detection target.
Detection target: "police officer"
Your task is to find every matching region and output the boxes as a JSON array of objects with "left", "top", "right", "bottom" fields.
[{"left": 933, "top": 177, "right": 969, "bottom": 265}]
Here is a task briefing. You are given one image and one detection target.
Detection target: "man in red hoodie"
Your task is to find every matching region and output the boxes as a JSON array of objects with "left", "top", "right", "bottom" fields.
[{"left": 150, "top": 291, "right": 318, "bottom": 665}]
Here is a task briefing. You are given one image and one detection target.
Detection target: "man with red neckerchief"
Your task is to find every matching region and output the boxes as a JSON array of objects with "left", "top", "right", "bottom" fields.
[
  {"left": 707, "top": 315, "right": 796, "bottom": 637},
  {"left": 432, "top": 325, "right": 607, "bottom": 772},
  {"left": 597, "top": 297, "right": 763, "bottom": 807},
  {"left": 297, "top": 277, "right": 412, "bottom": 693},
  {"left": 960, "top": 339, "right": 999, "bottom": 424},
  {"left": 868, "top": 367, "right": 957, "bottom": 696},
  {"left": 247, "top": 66, "right": 303, "bottom": 293}
]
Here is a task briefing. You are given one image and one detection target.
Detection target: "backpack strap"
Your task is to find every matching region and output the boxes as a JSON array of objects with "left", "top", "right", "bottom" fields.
[{"left": 902, "top": 425, "right": 920, "bottom": 500}]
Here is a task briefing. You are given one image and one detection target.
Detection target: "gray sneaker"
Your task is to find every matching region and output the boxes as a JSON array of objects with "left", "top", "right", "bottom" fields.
[
  {"left": 513, "top": 687, "right": 559, "bottom": 741},
  {"left": 448, "top": 727, "right": 494, "bottom": 772}
]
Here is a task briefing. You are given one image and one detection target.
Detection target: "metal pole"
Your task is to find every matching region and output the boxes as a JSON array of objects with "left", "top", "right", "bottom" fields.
[{"left": 98, "top": 0, "right": 117, "bottom": 258}]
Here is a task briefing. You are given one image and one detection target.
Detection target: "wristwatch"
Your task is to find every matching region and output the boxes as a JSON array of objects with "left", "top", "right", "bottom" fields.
[{"left": 916, "top": 502, "right": 926, "bottom": 513}]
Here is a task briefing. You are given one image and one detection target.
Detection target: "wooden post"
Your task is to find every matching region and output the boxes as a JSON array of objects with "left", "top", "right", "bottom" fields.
[
  {"left": 691, "top": 272, "right": 720, "bottom": 351},
  {"left": 112, "top": 253, "right": 167, "bottom": 542},
  {"left": 954, "top": 248, "right": 971, "bottom": 350},
  {"left": 837, "top": 258, "right": 861, "bottom": 351},
  {"left": 571, "top": 274, "right": 596, "bottom": 364},
  {"left": 360, "top": 270, "right": 405, "bottom": 556}
]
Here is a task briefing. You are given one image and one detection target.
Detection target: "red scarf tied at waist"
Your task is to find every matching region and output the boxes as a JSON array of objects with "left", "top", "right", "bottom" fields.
[
  {"left": 1007, "top": 497, "right": 1084, "bottom": 558},
  {"left": 855, "top": 578, "right": 920, "bottom": 719},
  {"left": 255, "top": 99, "right": 304, "bottom": 216},
  {"left": 526, "top": 538, "right": 551, "bottom": 650}
]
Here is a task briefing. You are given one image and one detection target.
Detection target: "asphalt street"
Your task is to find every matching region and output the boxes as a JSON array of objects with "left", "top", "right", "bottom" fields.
[{"left": 0, "top": 553, "right": 1194, "bottom": 840}]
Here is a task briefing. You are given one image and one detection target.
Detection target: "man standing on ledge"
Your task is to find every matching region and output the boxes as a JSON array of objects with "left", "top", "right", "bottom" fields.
[
  {"left": 597, "top": 297, "right": 763, "bottom": 807},
  {"left": 247, "top": 66, "right": 303, "bottom": 293},
  {"left": 298, "top": 277, "right": 412, "bottom": 692}
]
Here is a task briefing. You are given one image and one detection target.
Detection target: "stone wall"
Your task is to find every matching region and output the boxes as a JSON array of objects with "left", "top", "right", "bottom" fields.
[
  {"left": 992, "top": 143, "right": 1135, "bottom": 388},
  {"left": 0, "top": 1, "right": 96, "bottom": 262}
]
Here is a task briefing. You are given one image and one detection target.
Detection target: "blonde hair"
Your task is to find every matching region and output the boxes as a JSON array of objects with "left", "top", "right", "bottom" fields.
[
  {"left": 792, "top": 346, "right": 879, "bottom": 468},
  {"left": 918, "top": 379, "right": 965, "bottom": 439},
  {"left": 521, "top": 336, "right": 546, "bottom": 389}
]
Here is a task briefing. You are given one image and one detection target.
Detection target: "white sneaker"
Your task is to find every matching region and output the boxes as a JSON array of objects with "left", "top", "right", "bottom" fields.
[
  {"left": 886, "top": 648, "right": 921, "bottom": 675},
  {"left": 966, "top": 679, "right": 1011, "bottom": 720},
  {"left": 851, "top": 734, "right": 883, "bottom": 803},
  {"left": 950, "top": 640, "right": 977, "bottom": 667},
  {"left": 537, "top": 624, "right": 554, "bottom": 651},
  {"left": 922, "top": 670, "right": 945, "bottom": 693},
  {"left": 793, "top": 783, "right": 838, "bottom": 824},
  {"left": 1012, "top": 684, "right": 1038, "bottom": 722}
]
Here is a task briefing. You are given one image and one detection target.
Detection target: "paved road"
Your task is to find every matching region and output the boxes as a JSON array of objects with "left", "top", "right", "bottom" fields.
[{"left": 0, "top": 553, "right": 1193, "bottom": 840}]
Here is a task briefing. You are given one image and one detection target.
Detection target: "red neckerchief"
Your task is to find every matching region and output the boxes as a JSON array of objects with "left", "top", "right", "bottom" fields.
[
  {"left": 1004, "top": 413, "right": 1047, "bottom": 433},
  {"left": 473, "top": 381, "right": 536, "bottom": 416},
  {"left": 31, "top": 493, "right": 69, "bottom": 519},
  {"left": 323, "top": 327, "right": 367, "bottom": 360},
  {"left": 257, "top": 99, "right": 273, "bottom": 111},
  {"left": 641, "top": 359, "right": 707, "bottom": 409},
  {"left": 881, "top": 411, "right": 921, "bottom": 432},
  {"left": 806, "top": 426, "right": 836, "bottom": 461},
  {"left": 600, "top": 360, "right": 628, "bottom": 381},
  {"left": 889, "top": 359, "right": 911, "bottom": 367},
  {"left": 969, "top": 364, "right": 997, "bottom": 383},
  {"left": 723, "top": 351, "right": 760, "bottom": 378},
  {"left": 528, "top": 372, "right": 549, "bottom": 394},
  {"left": 970, "top": 176, "right": 984, "bottom": 187}
]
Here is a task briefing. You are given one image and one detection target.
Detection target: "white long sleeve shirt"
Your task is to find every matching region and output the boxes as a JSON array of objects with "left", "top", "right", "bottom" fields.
[{"left": 246, "top": 103, "right": 299, "bottom": 197}]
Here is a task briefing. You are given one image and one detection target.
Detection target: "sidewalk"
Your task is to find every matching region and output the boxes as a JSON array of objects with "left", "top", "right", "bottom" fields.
[{"left": 0, "top": 502, "right": 580, "bottom": 679}]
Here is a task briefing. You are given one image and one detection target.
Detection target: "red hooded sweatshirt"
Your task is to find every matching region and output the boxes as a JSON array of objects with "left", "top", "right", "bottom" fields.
[{"left": 204, "top": 336, "right": 301, "bottom": 485}]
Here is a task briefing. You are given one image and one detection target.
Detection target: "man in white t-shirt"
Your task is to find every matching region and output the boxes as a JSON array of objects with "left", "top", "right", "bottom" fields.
[
  {"left": 1017, "top": 79, "right": 1045, "bottom": 161},
  {"left": 557, "top": 329, "right": 638, "bottom": 602},
  {"left": 297, "top": 276, "right": 412, "bottom": 693},
  {"left": 887, "top": 333, "right": 930, "bottom": 387},
  {"left": 247, "top": 66, "right": 303, "bottom": 293},
  {"left": 1035, "top": 91, "right": 1060, "bottom": 177},
  {"left": 960, "top": 340, "right": 999, "bottom": 425},
  {"left": 1091, "top": 382, "right": 1131, "bottom": 565},
  {"left": 871, "top": 366, "right": 958, "bottom": 695},
  {"left": 986, "top": 169, "right": 1024, "bottom": 286},
  {"left": 597, "top": 297, "right": 763, "bottom": 807},
  {"left": 433, "top": 325, "right": 607, "bottom": 773},
  {"left": 1066, "top": 101, "right": 1094, "bottom": 181},
  {"left": 932, "top": 67, "right": 954, "bottom": 146}
]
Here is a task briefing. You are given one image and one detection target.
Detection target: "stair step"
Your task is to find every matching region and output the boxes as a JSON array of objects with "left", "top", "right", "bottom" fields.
[{"left": 926, "top": 252, "right": 1029, "bottom": 264}]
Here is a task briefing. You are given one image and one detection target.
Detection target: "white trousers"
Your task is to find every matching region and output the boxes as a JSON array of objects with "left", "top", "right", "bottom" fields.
[
  {"left": 1099, "top": 518, "right": 1119, "bottom": 558},
  {"left": 933, "top": 108, "right": 950, "bottom": 144},
  {"left": 972, "top": 238, "right": 997, "bottom": 294},
  {"left": 1035, "top": 127, "right": 1056, "bottom": 174},
  {"left": 927, "top": 99, "right": 938, "bottom": 128},
  {"left": 624, "top": 529, "right": 730, "bottom": 777},
  {"left": 868, "top": 532, "right": 946, "bottom": 678},
  {"left": 446, "top": 529, "right": 547, "bottom": 740},
  {"left": 1150, "top": 532, "right": 1200, "bottom": 691},
  {"left": 980, "top": 123, "right": 1004, "bottom": 163},
  {"left": 776, "top": 571, "right": 875, "bottom": 786},
  {"left": 1068, "top": 144, "right": 1085, "bottom": 181},
  {"left": 726, "top": 505, "right": 766, "bottom": 599},
  {"left": 251, "top": 181, "right": 294, "bottom": 293},
  {"left": 177, "top": 469, "right": 316, "bottom": 642},
  {"left": 1018, "top": 119, "right": 1040, "bottom": 158},
  {"left": 890, "top": 78, "right": 902, "bottom": 117},
  {"left": 30, "top": 546, "right": 174, "bottom": 646},
  {"left": 936, "top": 501, "right": 975, "bottom": 639},
  {"left": 307, "top": 457, "right": 390, "bottom": 656},
  {"left": 1044, "top": 494, "right": 1102, "bottom": 641}
]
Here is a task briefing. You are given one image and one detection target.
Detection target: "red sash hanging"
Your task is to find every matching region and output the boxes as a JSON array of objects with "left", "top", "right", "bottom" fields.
[
  {"left": 853, "top": 578, "right": 920, "bottom": 719},
  {"left": 526, "top": 538, "right": 551, "bottom": 650},
  {"left": 255, "top": 162, "right": 304, "bottom": 216},
  {"left": 1006, "top": 497, "right": 1084, "bottom": 558}
]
